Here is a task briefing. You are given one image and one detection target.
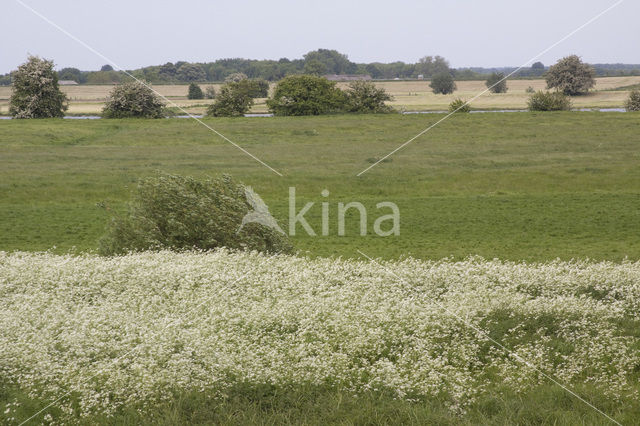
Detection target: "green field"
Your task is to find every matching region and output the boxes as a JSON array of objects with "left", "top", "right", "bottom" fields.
[
  {"left": 1, "top": 112, "right": 640, "bottom": 261},
  {"left": 2, "top": 112, "right": 640, "bottom": 425}
]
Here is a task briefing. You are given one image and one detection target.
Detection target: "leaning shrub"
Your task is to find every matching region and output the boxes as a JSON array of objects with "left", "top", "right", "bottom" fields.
[
  {"left": 344, "top": 81, "right": 394, "bottom": 113},
  {"left": 187, "top": 82, "right": 204, "bottom": 100},
  {"left": 448, "top": 98, "right": 471, "bottom": 113},
  {"left": 206, "top": 80, "right": 253, "bottom": 117},
  {"left": 625, "top": 90, "right": 640, "bottom": 111},
  {"left": 102, "top": 81, "right": 166, "bottom": 118},
  {"left": 527, "top": 91, "right": 572, "bottom": 111},
  {"left": 99, "top": 173, "right": 293, "bottom": 255},
  {"left": 9, "top": 55, "right": 68, "bottom": 118},
  {"left": 267, "top": 75, "right": 346, "bottom": 116}
]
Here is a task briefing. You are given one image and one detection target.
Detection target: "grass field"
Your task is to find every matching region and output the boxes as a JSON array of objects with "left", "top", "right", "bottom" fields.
[
  {"left": 1, "top": 112, "right": 639, "bottom": 261},
  {"left": 1, "top": 76, "right": 639, "bottom": 115},
  {"left": 2, "top": 112, "right": 640, "bottom": 424}
]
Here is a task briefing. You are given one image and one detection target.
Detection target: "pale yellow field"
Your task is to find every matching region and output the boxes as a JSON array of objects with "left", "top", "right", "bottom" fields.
[{"left": 1, "top": 76, "right": 638, "bottom": 114}]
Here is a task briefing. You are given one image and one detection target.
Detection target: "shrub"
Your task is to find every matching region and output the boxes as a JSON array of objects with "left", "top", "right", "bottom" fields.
[
  {"left": 9, "top": 56, "right": 68, "bottom": 118},
  {"left": 448, "top": 98, "right": 471, "bottom": 113},
  {"left": 344, "top": 81, "right": 394, "bottom": 113},
  {"left": 485, "top": 72, "right": 508, "bottom": 93},
  {"left": 206, "top": 80, "right": 254, "bottom": 117},
  {"left": 527, "top": 91, "right": 572, "bottom": 111},
  {"left": 247, "top": 79, "right": 270, "bottom": 98},
  {"left": 102, "top": 81, "right": 166, "bottom": 118},
  {"left": 204, "top": 86, "right": 216, "bottom": 99},
  {"left": 187, "top": 83, "right": 204, "bottom": 100},
  {"left": 625, "top": 90, "right": 640, "bottom": 111},
  {"left": 546, "top": 55, "right": 595, "bottom": 95},
  {"left": 429, "top": 72, "right": 456, "bottom": 95},
  {"left": 267, "top": 75, "right": 346, "bottom": 116},
  {"left": 99, "top": 173, "right": 293, "bottom": 255}
]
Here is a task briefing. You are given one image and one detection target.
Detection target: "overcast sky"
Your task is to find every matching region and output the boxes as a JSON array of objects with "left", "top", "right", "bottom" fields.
[{"left": 1, "top": 0, "right": 637, "bottom": 74}]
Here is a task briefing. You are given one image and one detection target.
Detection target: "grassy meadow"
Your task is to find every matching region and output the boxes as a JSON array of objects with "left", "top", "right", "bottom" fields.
[
  {"left": 1, "top": 112, "right": 639, "bottom": 261},
  {"left": 2, "top": 111, "right": 640, "bottom": 425},
  {"left": 1, "top": 76, "right": 639, "bottom": 115}
]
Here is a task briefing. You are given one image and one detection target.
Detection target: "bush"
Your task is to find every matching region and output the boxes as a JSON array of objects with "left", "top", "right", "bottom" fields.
[
  {"left": 546, "top": 55, "right": 595, "bottom": 95},
  {"left": 99, "top": 173, "right": 293, "bottom": 255},
  {"left": 206, "top": 80, "right": 253, "bottom": 117},
  {"left": 344, "top": 81, "right": 394, "bottom": 113},
  {"left": 187, "top": 83, "right": 204, "bottom": 100},
  {"left": 448, "top": 98, "right": 471, "bottom": 113},
  {"left": 205, "top": 86, "right": 216, "bottom": 99},
  {"left": 485, "top": 72, "right": 508, "bottom": 93},
  {"left": 429, "top": 72, "right": 456, "bottom": 95},
  {"left": 9, "top": 56, "right": 68, "bottom": 118},
  {"left": 102, "top": 81, "right": 166, "bottom": 118},
  {"left": 247, "top": 79, "right": 270, "bottom": 98},
  {"left": 267, "top": 75, "right": 346, "bottom": 116},
  {"left": 625, "top": 90, "right": 640, "bottom": 111},
  {"left": 527, "top": 91, "right": 572, "bottom": 111}
]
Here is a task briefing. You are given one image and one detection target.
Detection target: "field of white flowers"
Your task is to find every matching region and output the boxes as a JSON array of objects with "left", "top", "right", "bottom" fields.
[{"left": 1, "top": 250, "right": 639, "bottom": 422}]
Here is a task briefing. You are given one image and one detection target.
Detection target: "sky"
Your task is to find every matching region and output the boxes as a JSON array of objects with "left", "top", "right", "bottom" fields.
[{"left": 1, "top": 0, "right": 638, "bottom": 74}]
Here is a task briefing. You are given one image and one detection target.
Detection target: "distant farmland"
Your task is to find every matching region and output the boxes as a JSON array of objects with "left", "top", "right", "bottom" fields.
[{"left": 1, "top": 76, "right": 638, "bottom": 115}]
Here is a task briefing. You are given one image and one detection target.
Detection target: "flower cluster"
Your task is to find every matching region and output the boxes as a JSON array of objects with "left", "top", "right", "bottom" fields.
[{"left": 1, "top": 250, "right": 638, "bottom": 421}]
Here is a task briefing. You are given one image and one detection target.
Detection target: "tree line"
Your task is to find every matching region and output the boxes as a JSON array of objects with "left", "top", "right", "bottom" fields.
[
  {"left": 4, "top": 48, "right": 639, "bottom": 86},
  {"left": 8, "top": 55, "right": 640, "bottom": 119}
]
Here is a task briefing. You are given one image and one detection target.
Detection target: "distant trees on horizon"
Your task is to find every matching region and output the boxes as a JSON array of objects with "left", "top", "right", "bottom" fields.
[{"left": 4, "top": 48, "right": 637, "bottom": 86}]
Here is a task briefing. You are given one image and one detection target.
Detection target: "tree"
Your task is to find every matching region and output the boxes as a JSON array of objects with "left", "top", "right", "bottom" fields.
[
  {"left": 365, "top": 63, "right": 382, "bottom": 79},
  {"left": 416, "top": 55, "right": 451, "bottom": 78},
  {"left": 177, "top": 63, "right": 206, "bottom": 81},
  {"left": 99, "top": 173, "right": 293, "bottom": 255},
  {"left": 625, "top": 90, "right": 640, "bottom": 111},
  {"left": 247, "top": 79, "right": 269, "bottom": 98},
  {"left": 303, "top": 49, "right": 357, "bottom": 74},
  {"left": 58, "top": 67, "right": 86, "bottom": 83},
  {"left": 527, "top": 91, "right": 572, "bottom": 111},
  {"left": 344, "top": 81, "right": 393, "bottom": 113},
  {"left": 206, "top": 80, "right": 253, "bottom": 117},
  {"left": 429, "top": 72, "right": 456, "bottom": 94},
  {"left": 531, "top": 61, "right": 545, "bottom": 71},
  {"left": 101, "top": 64, "right": 114, "bottom": 72},
  {"left": 267, "top": 75, "right": 346, "bottom": 116},
  {"left": 159, "top": 62, "right": 177, "bottom": 81},
  {"left": 546, "top": 55, "right": 595, "bottom": 95},
  {"left": 303, "top": 60, "right": 328, "bottom": 76},
  {"left": 102, "top": 81, "right": 166, "bottom": 118},
  {"left": 187, "top": 83, "right": 204, "bottom": 100},
  {"left": 9, "top": 56, "right": 68, "bottom": 118},
  {"left": 485, "top": 72, "right": 508, "bottom": 93}
]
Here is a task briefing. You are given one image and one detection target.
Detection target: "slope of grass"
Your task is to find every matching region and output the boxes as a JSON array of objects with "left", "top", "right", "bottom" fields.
[{"left": 1, "top": 112, "right": 640, "bottom": 261}]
